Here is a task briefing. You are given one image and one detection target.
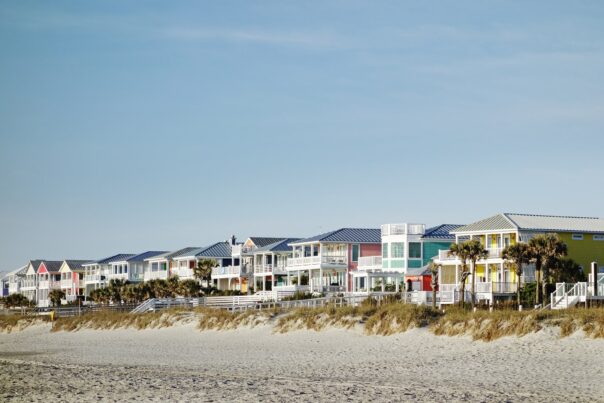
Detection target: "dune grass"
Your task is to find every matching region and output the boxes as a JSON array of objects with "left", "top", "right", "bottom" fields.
[
  {"left": 0, "top": 314, "right": 47, "bottom": 333},
  {"left": 51, "top": 308, "right": 192, "bottom": 332}
]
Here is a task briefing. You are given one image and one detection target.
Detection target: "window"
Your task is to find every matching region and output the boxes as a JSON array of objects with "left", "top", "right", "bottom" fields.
[
  {"left": 351, "top": 244, "right": 360, "bottom": 262},
  {"left": 382, "top": 243, "right": 389, "bottom": 259},
  {"left": 391, "top": 243, "right": 404, "bottom": 258},
  {"left": 594, "top": 235, "right": 604, "bottom": 241},
  {"left": 572, "top": 234, "right": 584, "bottom": 241},
  {"left": 409, "top": 242, "right": 422, "bottom": 259}
]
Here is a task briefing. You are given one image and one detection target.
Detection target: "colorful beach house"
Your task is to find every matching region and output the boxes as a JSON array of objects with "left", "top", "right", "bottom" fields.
[
  {"left": 21, "top": 260, "right": 44, "bottom": 302},
  {"left": 37, "top": 260, "right": 63, "bottom": 307},
  {"left": 59, "top": 260, "right": 89, "bottom": 303},
  {"left": 252, "top": 238, "right": 301, "bottom": 291},
  {"left": 143, "top": 247, "right": 200, "bottom": 281},
  {"left": 198, "top": 239, "right": 242, "bottom": 291},
  {"left": 353, "top": 224, "right": 460, "bottom": 293},
  {"left": 434, "top": 213, "right": 604, "bottom": 305},
  {"left": 83, "top": 254, "right": 134, "bottom": 296},
  {"left": 286, "top": 228, "right": 382, "bottom": 293},
  {"left": 6, "top": 265, "right": 27, "bottom": 296},
  {"left": 237, "top": 237, "right": 294, "bottom": 292}
]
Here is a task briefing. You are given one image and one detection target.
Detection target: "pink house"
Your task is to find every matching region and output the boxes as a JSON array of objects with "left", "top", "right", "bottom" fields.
[{"left": 286, "top": 228, "right": 382, "bottom": 292}]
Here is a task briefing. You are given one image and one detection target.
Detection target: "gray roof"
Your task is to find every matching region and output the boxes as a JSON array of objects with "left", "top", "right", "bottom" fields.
[
  {"left": 40, "top": 260, "right": 63, "bottom": 273},
  {"left": 254, "top": 238, "right": 301, "bottom": 253},
  {"left": 5, "top": 265, "right": 28, "bottom": 277},
  {"left": 505, "top": 213, "right": 604, "bottom": 233},
  {"left": 291, "top": 228, "right": 381, "bottom": 245},
  {"left": 126, "top": 251, "right": 168, "bottom": 262},
  {"left": 421, "top": 224, "right": 463, "bottom": 240},
  {"left": 406, "top": 266, "right": 431, "bottom": 276},
  {"left": 248, "top": 237, "right": 289, "bottom": 248},
  {"left": 145, "top": 247, "right": 201, "bottom": 261},
  {"left": 453, "top": 213, "right": 604, "bottom": 234},
  {"left": 452, "top": 214, "right": 517, "bottom": 233},
  {"left": 96, "top": 254, "right": 136, "bottom": 265},
  {"left": 28, "top": 260, "right": 45, "bottom": 273},
  {"left": 194, "top": 242, "right": 233, "bottom": 258},
  {"left": 63, "top": 260, "right": 91, "bottom": 271}
]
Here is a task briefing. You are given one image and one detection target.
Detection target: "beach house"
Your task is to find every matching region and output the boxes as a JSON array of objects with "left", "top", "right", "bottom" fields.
[
  {"left": 286, "top": 228, "right": 382, "bottom": 293},
  {"left": 197, "top": 239, "right": 242, "bottom": 291},
  {"left": 21, "top": 260, "right": 44, "bottom": 302},
  {"left": 59, "top": 260, "right": 90, "bottom": 303},
  {"left": 143, "top": 247, "right": 200, "bottom": 281},
  {"left": 106, "top": 251, "right": 167, "bottom": 283},
  {"left": 83, "top": 254, "right": 134, "bottom": 296},
  {"left": 252, "top": 238, "right": 301, "bottom": 291},
  {"left": 37, "top": 260, "right": 63, "bottom": 307},
  {"left": 434, "top": 213, "right": 604, "bottom": 305},
  {"left": 353, "top": 223, "right": 460, "bottom": 293},
  {"left": 6, "top": 265, "right": 27, "bottom": 296},
  {"left": 236, "top": 237, "right": 292, "bottom": 292}
]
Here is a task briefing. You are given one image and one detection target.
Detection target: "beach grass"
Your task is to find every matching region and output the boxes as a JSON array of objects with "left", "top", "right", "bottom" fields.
[{"left": 24, "top": 302, "right": 604, "bottom": 341}]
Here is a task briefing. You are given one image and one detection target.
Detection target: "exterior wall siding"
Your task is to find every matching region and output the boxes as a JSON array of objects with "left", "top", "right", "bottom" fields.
[
  {"left": 557, "top": 232, "right": 604, "bottom": 273},
  {"left": 422, "top": 241, "right": 452, "bottom": 266}
]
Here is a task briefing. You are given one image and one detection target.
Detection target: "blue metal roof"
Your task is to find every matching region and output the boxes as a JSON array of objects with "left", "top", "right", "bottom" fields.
[
  {"left": 254, "top": 238, "right": 301, "bottom": 253},
  {"left": 96, "top": 254, "right": 136, "bottom": 265},
  {"left": 127, "top": 251, "right": 168, "bottom": 262},
  {"left": 194, "top": 242, "right": 233, "bottom": 258},
  {"left": 291, "top": 228, "right": 381, "bottom": 245},
  {"left": 421, "top": 224, "right": 463, "bottom": 240}
]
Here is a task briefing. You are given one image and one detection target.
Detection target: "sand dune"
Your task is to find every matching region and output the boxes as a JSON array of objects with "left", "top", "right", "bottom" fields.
[{"left": 1, "top": 323, "right": 603, "bottom": 402}]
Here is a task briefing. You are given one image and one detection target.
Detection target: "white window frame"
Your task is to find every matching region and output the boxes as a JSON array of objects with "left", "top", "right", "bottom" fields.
[
  {"left": 572, "top": 234, "right": 584, "bottom": 241},
  {"left": 593, "top": 234, "right": 604, "bottom": 241}
]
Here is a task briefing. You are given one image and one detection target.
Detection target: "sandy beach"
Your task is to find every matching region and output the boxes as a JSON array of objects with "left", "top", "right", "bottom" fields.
[{"left": 1, "top": 322, "right": 603, "bottom": 402}]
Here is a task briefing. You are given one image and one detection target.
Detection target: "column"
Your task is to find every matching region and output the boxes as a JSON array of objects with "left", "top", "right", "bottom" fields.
[{"left": 319, "top": 268, "right": 323, "bottom": 292}]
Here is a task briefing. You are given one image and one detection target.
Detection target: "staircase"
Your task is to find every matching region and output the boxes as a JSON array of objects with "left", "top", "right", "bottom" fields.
[
  {"left": 131, "top": 298, "right": 156, "bottom": 313},
  {"left": 550, "top": 282, "right": 587, "bottom": 310}
]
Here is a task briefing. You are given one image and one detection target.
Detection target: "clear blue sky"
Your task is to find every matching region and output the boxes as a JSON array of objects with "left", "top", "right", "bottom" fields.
[{"left": 1, "top": 1, "right": 604, "bottom": 272}]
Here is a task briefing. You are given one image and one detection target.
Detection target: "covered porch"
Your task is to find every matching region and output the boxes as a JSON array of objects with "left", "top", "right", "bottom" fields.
[{"left": 351, "top": 270, "right": 404, "bottom": 293}]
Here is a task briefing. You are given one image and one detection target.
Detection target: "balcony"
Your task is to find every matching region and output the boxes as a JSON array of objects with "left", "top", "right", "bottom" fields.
[
  {"left": 171, "top": 267, "right": 194, "bottom": 279},
  {"left": 21, "top": 279, "right": 37, "bottom": 289},
  {"left": 254, "top": 264, "right": 288, "bottom": 275},
  {"left": 357, "top": 256, "right": 383, "bottom": 271},
  {"left": 144, "top": 271, "right": 169, "bottom": 281},
  {"left": 438, "top": 248, "right": 503, "bottom": 262},
  {"left": 211, "top": 265, "right": 242, "bottom": 278},
  {"left": 38, "top": 280, "right": 60, "bottom": 290},
  {"left": 60, "top": 279, "right": 74, "bottom": 289},
  {"left": 84, "top": 274, "right": 105, "bottom": 284},
  {"left": 286, "top": 255, "right": 348, "bottom": 270},
  {"left": 381, "top": 223, "right": 425, "bottom": 236},
  {"left": 441, "top": 282, "right": 517, "bottom": 295}
]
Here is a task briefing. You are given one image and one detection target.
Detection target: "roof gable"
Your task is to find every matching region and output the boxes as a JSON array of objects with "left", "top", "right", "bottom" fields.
[
  {"left": 248, "top": 237, "right": 288, "bottom": 248},
  {"left": 39, "top": 260, "right": 63, "bottom": 274},
  {"left": 254, "top": 238, "right": 301, "bottom": 253},
  {"left": 452, "top": 214, "right": 517, "bottom": 233},
  {"left": 61, "top": 260, "right": 90, "bottom": 272}
]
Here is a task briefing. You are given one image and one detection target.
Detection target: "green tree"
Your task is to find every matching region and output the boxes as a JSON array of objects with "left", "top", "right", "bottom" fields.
[
  {"left": 530, "top": 234, "right": 567, "bottom": 306},
  {"left": 502, "top": 243, "right": 532, "bottom": 306},
  {"left": 551, "top": 257, "right": 585, "bottom": 284},
  {"left": 2, "top": 293, "right": 32, "bottom": 308},
  {"left": 48, "top": 289, "right": 65, "bottom": 307},
  {"left": 465, "top": 239, "right": 488, "bottom": 308},
  {"left": 194, "top": 259, "right": 217, "bottom": 287},
  {"left": 448, "top": 242, "right": 471, "bottom": 307}
]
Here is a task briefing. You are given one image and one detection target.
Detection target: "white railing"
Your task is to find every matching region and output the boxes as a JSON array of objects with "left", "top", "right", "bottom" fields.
[
  {"left": 84, "top": 274, "right": 104, "bottom": 283},
  {"left": 492, "top": 282, "right": 517, "bottom": 294},
  {"left": 357, "top": 256, "right": 382, "bottom": 270},
  {"left": 381, "top": 223, "right": 425, "bottom": 236},
  {"left": 22, "top": 279, "right": 37, "bottom": 289},
  {"left": 476, "top": 282, "right": 492, "bottom": 293},
  {"left": 211, "top": 265, "right": 242, "bottom": 277},
  {"left": 486, "top": 248, "right": 503, "bottom": 258},
  {"left": 551, "top": 282, "right": 588, "bottom": 310},
  {"left": 438, "top": 250, "right": 456, "bottom": 261},
  {"left": 286, "top": 255, "right": 348, "bottom": 269},
  {"left": 171, "top": 267, "right": 194, "bottom": 279},
  {"left": 60, "top": 279, "right": 74, "bottom": 289},
  {"left": 439, "top": 283, "right": 457, "bottom": 291},
  {"left": 143, "top": 271, "right": 169, "bottom": 281},
  {"left": 254, "top": 264, "right": 287, "bottom": 274}
]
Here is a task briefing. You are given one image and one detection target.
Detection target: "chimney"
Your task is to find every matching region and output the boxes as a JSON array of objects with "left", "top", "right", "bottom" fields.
[{"left": 230, "top": 235, "right": 237, "bottom": 245}]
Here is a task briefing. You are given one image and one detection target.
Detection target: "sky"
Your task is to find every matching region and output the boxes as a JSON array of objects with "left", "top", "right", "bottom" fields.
[{"left": 1, "top": 1, "right": 604, "bottom": 272}]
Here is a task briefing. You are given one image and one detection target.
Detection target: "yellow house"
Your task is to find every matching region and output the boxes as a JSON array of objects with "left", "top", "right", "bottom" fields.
[{"left": 434, "top": 213, "right": 604, "bottom": 305}]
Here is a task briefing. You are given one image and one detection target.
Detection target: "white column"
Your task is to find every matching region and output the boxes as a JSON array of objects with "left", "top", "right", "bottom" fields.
[{"left": 319, "top": 268, "right": 323, "bottom": 292}]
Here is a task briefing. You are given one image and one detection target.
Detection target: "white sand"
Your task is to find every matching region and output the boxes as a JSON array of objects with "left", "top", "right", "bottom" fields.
[{"left": 1, "top": 323, "right": 603, "bottom": 402}]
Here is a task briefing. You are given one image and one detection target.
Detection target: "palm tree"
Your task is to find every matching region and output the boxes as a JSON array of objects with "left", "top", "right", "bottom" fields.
[
  {"left": 465, "top": 239, "right": 488, "bottom": 308},
  {"left": 541, "top": 234, "right": 568, "bottom": 305},
  {"left": 48, "top": 289, "right": 65, "bottom": 307},
  {"left": 167, "top": 276, "right": 180, "bottom": 297},
  {"left": 448, "top": 242, "right": 471, "bottom": 307},
  {"left": 528, "top": 235, "right": 547, "bottom": 305},
  {"left": 551, "top": 258, "right": 585, "bottom": 283},
  {"left": 428, "top": 261, "right": 441, "bottom": 309},
  {"left": 194, "top": 259, "right": 217, "bottom": 288},
  {"left": 107, "top": 279, "right": 127, "bottom": 304},
  {"left": 502, "top": 243, "right": 532, "bottom": 306}
]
